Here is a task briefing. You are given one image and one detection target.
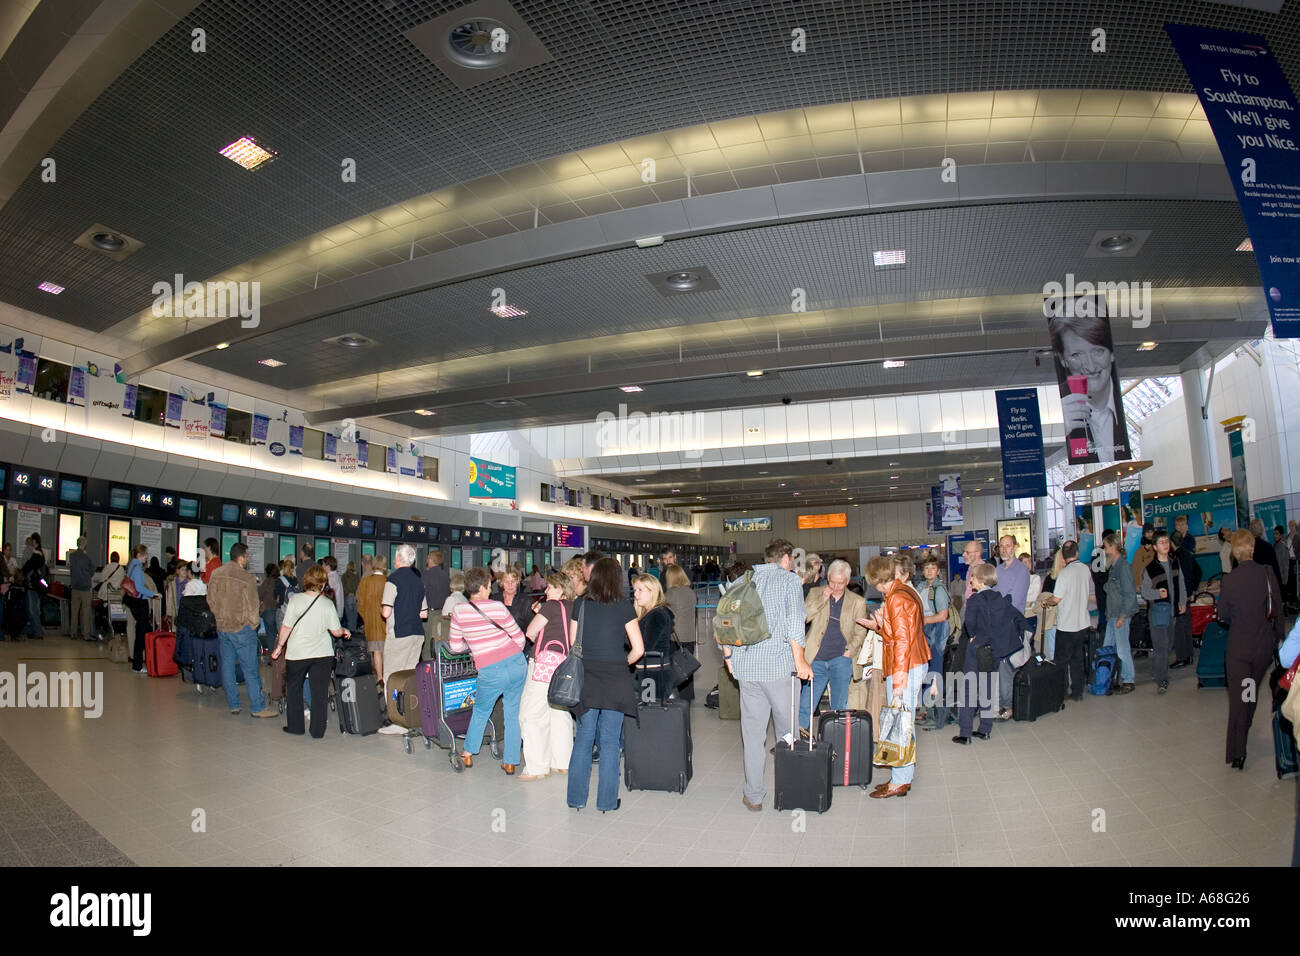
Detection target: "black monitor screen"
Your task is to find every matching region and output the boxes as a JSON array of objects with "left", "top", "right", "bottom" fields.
[
  {"left": 178, "top": 496, "right": 199, "bottom": 519},
  {"left": 389, "top": 520, "right": 402, "bottom": 539},
  {"left": 314, "top": 514, "right": 329, "bottom": 533},
  {"left": 450, "top": 528, "right": 461, "bottom": 542},
  {"left": 110, "top": 487, "right": 131, "bottom": 511},
  {"left": 361, "top": 519, "right": 375, "bottom": 536},
  {"left": 59, "top": 478, "right": 83, "bottom": 505},
  {"left": 280, "top": 510, "right": 296, "bottom": 529},
  {"left": 221, "top": 502, "right": 240, "bottom": 524}
]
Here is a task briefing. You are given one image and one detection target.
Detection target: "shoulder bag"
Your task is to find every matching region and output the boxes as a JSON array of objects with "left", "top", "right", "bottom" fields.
[
  {"left": 547, "top": 602, "right": 585, "bottom": 708},
  {"left": 530, "top": 601, "right": 570, "bottom": 684}
]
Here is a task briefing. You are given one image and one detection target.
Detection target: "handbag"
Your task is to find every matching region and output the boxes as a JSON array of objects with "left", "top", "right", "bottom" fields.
[
  {"left": 873, "top": 699, "right": 915, "bottom": 768},
  {"left": 121, "top": 576, "right": 139, "bottom": 599},
  {"left": 1008, "top": 631, "right": 1034, "bottom": 669},
  {"left": 547, "top": 602, "right": 585, "bottom": 708},
  {"left": 1150, "top": 600, "right": 1172, "bottom": 629},
  {"left": 669, "top": 634, "right": 701, "bottom": 688},
  {"left": 530, "top": 601, "right": 569, "bottom": 684}
]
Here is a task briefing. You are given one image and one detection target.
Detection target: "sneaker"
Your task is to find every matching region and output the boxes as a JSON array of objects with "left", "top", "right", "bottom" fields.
[
  {"left": 377, "top": 724, "right": 406, "bottom": 735},
  {"left": 230, "top": 708, "right": 241, "bottom": 715},
  {"left": 133, "top": 667, "right": 148, "bottom": 676},
  {"left": 252, "top": 707, "right": 279, "bottom": 718},
  {"left": 1157, "top": 681, "right": 1169, "bottom": 695},
  {"left": 1114, "top": 683, "right": 1135, "bottom": 695}
]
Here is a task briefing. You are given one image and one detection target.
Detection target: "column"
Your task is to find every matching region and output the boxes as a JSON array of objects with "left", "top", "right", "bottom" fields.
[{"left": 1181, "top": 367, "right": 1215, "bottom": 486}]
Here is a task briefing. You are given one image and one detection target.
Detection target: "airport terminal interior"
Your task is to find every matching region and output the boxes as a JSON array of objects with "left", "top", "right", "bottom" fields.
[{"left": 0, "top": 0, "right": 1299, "bottom": 868}]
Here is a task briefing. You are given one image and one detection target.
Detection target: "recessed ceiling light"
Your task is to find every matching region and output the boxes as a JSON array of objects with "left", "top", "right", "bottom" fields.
[
  {"left": 333, "top": 333, "right": 376, "bottom": 348},
  {"left": 1136, "top": 341, "right": 1157, "bottom": 351},
  {"left": 695, "top": 496, "right": 704, "bottom": 500},
  {"left": 219, "top": 136, "right": 276, "bottom": 171},
  {"left": 671, "top": 488, "right": 680, "bottom": 493},
  {"left": 745, "top": 370, "right": 765, "bottom": 378},
  {"left": 635, "top": 236, "right": 664, "bottom": 248},
  {"left": 1236, "top": 238, "right": 1253, "bottom": 252},
  {"left": 889, "top": 462, "right": 899, "bottom": 466},
  {"left": 793, "top": 492, "right": 800, "bottom": 496},
  {"left": 1098, "top": 234, "right": 1133, "bottom": 252},
  {"left": 889, "top": 475, "right": 899, "bottom": 479},
  {"left": 215, "top": 342, "right": 229, "bottom": 350},
  {"left": 634, "top": 478, "right": 645, "bottom": 482},
  {"left": 490, "top": 304, "right": 528, "bottom": 318},
  {"left": 619, "top": 385, "right": 644, "bottom": 393},
  {"left": 883, "top": 360, "right": 905, "bottom": 369},
  {"left": 840, "top": 487, "right": 847, "bottom": 491},
  {"left": 873, "top": 250, "right": 906, "bottom": 267},
  {"left": 38, "top": 281, "right": 64, "bottom": 294},
  {"left": 486, "top": 398, "right": 524, "bottom": 408},
  {"left": 413, "top": 409, "right": 435, "bottom": 416},
  {"left": 90, "top": 232, "right": 126, "bottom": 252},
  {"left": 258, "top": 358, "right": 286, "bottom": 367},
  {"left": 890, "top": 485, "right": 898, "bottom": 490},
  {"left": 758, "top": 471, "right": 768, "bottom": 475},
  {"left": 779, "top": 482, "right": 786, "bottom": 487}
]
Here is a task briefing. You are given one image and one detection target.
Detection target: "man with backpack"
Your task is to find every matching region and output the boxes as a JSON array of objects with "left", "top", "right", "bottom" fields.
[{"left": 719, "top": 538, "right": 812, "bottom": 812}]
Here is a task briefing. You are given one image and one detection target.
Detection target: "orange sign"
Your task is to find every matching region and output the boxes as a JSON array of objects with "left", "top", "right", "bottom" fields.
[{"left": 797, "top": 512, "right": 847, "bottom": 530}]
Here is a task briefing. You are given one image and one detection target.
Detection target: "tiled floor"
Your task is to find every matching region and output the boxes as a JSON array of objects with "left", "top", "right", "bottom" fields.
[{"left": 0, "top": 631, "right": 1294, "bottom": 866}]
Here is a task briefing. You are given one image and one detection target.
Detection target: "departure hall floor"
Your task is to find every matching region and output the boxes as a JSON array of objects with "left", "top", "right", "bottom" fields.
[{"left": 0, "top": 631, "right": 1292, "bottom": 868}]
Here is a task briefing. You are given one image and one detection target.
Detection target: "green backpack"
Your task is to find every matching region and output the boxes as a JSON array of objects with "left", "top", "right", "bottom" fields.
[{"left": 713, "top": 570, "right": 771, "bottom": 646}]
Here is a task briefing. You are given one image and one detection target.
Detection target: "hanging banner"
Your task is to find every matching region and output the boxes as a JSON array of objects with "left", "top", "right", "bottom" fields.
[
  {"left": 181, "top": 397, "right": 210, "bottom": 440},
  {"left": 1165, "top": 23, "right": 1300, "bottom": 338},
  {"left": 289, "top": 425, "right": 304, "bottom": 455},
  {"left": 252, "top": 413, "right": 291, "bottom": 467},
  {"left": 386, "top": 446, "right": 398, "bottom": 474},
  {"left": 930, "top": 486, "right": 944, "bottom": 531},
  {"left": 163, "top": 393, "right": 183, "bottom": 429},
  {"left": 1045, "top": 301, "right": 1132, "bottom": 465},
  {"left": 1255, "top": 498, "right": 1287, "bottom": 535},
  {"left": 135, "top": 519, "right": 163, "bottom": 559},
  {"left": 324, "top": 434, "right": 337, "bottom": 461},
  {"left": 357, "top": 439, "right": 369, "bottom": 468},
  {"left": 468, "top": 457, "right": 516, "bottom": 500},
  {"left": 939, "top": 473, "right": 963, "bottom": 527},
  {"left": 1228, "top": 428, "right": 1251, "bottom": 530},
  {"left": 251, "top": 414, "right": 270, "bottom": 444},
  {"left": 209, "top": 403, "right": 227, "bottom": 438},
  {"left": 16, "top": 353, "right": 36, "bottom": 394},
  {"left": 994, "top": 388, "right": 1048, "bottom": 498},
  {"left": 67, "top": 367, "right": 87, "bottom": 405},
  {"left": 245, "top": 531, "right": 267, "bottom": 572}
]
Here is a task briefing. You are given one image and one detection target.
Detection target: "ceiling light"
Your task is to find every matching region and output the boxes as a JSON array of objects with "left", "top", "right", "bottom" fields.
[
  {"left": 38, "top": 281, "right": 64, "bottom": 294},
  {"left": 671, "top": 488, "right": 680, "bottom": 493},
  {"left": 745, "top": 370, "right": 764, "bottom": 378},
  {"left": 635, "top": 236, "right": 664, "bottom": 248},
  {"left": 90, "top": 232, "right": 126, "bottom": 252},
  {"left": 665, "top": 271, "right": 701, "bottom": 291},
  {"left": 215, "top": 342, "right": 229, "bottom": 350},
  {"left": 1136, "top": 341, "right": 1157, "bottom": 351},
  {"left": 889, "top": 475, "right": 899, "bottom": 479},
  {"left": 258, "top": 358, "right": 286, "bottom": 367},
  {"left": 486, "top": 398, "right": 523, "bottom": 408},
  {"left": 890, "top": 485, "right": 898, "bottom": 490},
  {"left": 696, "top": 496, "right": 704, "bottom": 500},
  {"left": 889, "top": 462, "right": 899, "bottom": 466},
  {"left": 746, "top": 426, "right": 760, "bottom": 434},
  {"left": 634, "top": 478, "right": 645, "bottom": 482},
  {"left": 840, "top": 487, "right": 847, "bottom": 491},
  {"left": 490, "top": 304, "right": 528, "bottom": 318},
  {"left": 873, "top": 250, "right": 906, "bottom": 267},
  {"left": 413, "top": 409, "right": 435, "bottom": 416},
  {"left": 1236, "top": 238, "right": 1253, "bottom": 252},
  {"left": 883, "top": 360, "right": 905, "bottom": 369},
  {"left": 1098, "top": 234, "right": 1134, "bottom": 252},
  {"left": 333, "top": 333, "right": 376, "bottom": 348},
  {"left": 619, "top": 385, "right": 644, "bottom": 393},
  {"left": 793, "top": 492, "right": 800, "bottom": 496},
  {"left": 779, "top": 482, "right": 786, "bottom": 487},
  {"left": 758, "top": 471, "right": 768, "bottom": 475},
  {"left": 219, "top": 136, "right": 276, "bottom": 171}
]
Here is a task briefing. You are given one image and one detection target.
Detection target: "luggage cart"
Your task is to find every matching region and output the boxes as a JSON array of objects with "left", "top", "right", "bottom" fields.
[
  {"left": 696, "top": 600, "right": 716, "bottom": 644},
  {"left": 419, "top": 640, "right": 500, "bottom": 771}
]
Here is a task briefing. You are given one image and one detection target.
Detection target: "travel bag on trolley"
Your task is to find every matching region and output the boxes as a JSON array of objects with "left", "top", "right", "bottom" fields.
[{"left": 416, "top": 640, "right": 501, "bottom": 770}]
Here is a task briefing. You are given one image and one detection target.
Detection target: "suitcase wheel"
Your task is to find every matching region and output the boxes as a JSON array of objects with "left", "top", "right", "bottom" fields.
[
  {"left": 450, "top": 750, "right": 464, "bottom": 773},
  {"left": 424, "top": 737, "right": 432, "bottom": 749},
  {"left": 403, "top": 736, "right": 412, "bottom": 755}
]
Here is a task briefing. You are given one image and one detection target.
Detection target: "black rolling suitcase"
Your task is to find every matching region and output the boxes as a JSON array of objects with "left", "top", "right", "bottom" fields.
[
  {"left": 335, "top": 673, "right": 382, "bottom": 735},
  {"left": 4, "top": 588, "right": 27, "bottom": 638},
  {"left": 817, "top": 709, "right": 873, "bottom": 789},
  {"left": 623, "top": 698, "right": 692, "bottom": 793},
  {"left": 1012, "top": 656, "right": 1066, "bottom": 722},
  {"left": 774, "top": 673, "right": 833, "bottom": 813}
]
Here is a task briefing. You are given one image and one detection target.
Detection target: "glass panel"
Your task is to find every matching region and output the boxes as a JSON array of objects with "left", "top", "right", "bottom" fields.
[
  {"left": 134, "top": 385, "right": 168, "bottom": 425},
  {"left": 34, "top": 359, "right": 71, "bottom": 402},
  {"left": 224, "top": 408, "right": 252, "bottom": 443}
]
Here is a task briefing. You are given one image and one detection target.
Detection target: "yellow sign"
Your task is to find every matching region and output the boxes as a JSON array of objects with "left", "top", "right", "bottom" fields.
[
  {"left": 797, "top": 512, "right": 847, "bottom": 530},
  {"left": 468, "top": 460, "right": 478, "bottom": 484},
  {"left": 995, "top": 517, "right": 1033, "bottom": 559}
]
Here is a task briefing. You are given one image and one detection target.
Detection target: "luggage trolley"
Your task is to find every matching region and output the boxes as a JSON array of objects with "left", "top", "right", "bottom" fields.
[{"left": 418, "top": 640, "right": 501, "bottom": 771}]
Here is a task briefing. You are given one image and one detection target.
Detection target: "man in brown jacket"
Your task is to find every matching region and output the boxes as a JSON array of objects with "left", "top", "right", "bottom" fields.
[
  {"left": 207, "top": 542, "right": 277, "bottom": 717},
  {"left": 799, "top": 559, "right": 868, "bottom": 736}
]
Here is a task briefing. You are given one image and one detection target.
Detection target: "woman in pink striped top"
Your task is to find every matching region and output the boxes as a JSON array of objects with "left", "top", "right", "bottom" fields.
[{"left": 449, "top": 566, "right": 528, "bottom": 774}]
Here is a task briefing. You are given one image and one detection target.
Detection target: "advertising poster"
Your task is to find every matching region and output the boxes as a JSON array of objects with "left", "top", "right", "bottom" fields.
[
  {"left": 16, "top": 504, "right": 43, "bottom": 544},
  {"left": 1228, "top": 428, "right": 1251, "bottom": 530},
  {"left": 324, "top": 434, "right": 337, "bottom": 461},
  {"left": 332, "top": 539, "right": 351, "bottom": 568},
  {"left": 996, "top": 517, "right": 1033, "bottom": 560},
  {"left": 135, "top": 519, "right": 163, "bottom": 559},
  {"left": 252, "top": 412, "right": 291, "bottom": 468},
  {"left": 0, "top": 350, "right": 16, "bottom": 403},
  {"left": 164, "top": 393, "right": 183, "bottom": 429},
  {"left": 356, "top": 439, "right": 369, "bottom": 468},
  {"left": 1045, "top": 298, "right": 1131, "bottom": 465},
  {"left": 469, "top": 458, "right": 517, "bottom": 499},
  {"left": 181, "top": 396, "right": 210, "bottom": 440},
  {"left": 939, "top": 473, "right": 963, "bottom": 527},
  {"left": 994, "top": 388, "right": 1048, "bottom": 498},
  {"left": 1255, "top": 498, "right": 1287, "bottom": 535},
  {"left": 1145, "top": 486, "right": 1237, "bottom": 580},
  {"left": 723, "top": 516, "right": 772, "bottom": 533},
  {"left": 1166, "top": 24, "right": 1300, "bottom": 338},
  {"left": 337, "top": 440, "right": 358, "bottom": 474},
  {"left": 289, "top": 425, "right": 304, "bottom": 456},
  {"left": 17, "top": 353, "right": 36, "bottom": 394},
  {"left": 209, "top": 403, "right": 227, "bottom": 438},
  {"left": 946, "top": 530, "right": 991, "bottom": 582}
]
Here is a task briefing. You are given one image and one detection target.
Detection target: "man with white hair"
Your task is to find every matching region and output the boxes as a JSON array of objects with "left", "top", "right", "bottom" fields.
[
  {"left": 800, "top": 558, "right": 868, "bottom": 735},
  {"left": 377, "top": 543, "right": 428, "bottom": 735}
]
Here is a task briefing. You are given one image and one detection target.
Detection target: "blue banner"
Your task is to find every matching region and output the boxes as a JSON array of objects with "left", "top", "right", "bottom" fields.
[
  {"left": 1166, "top": 23, "right": 1300, "bottom": 337},
  {"left": 994, "top": 388, "right": 1048, "bottom": 498},
  {"left": 930, "top": 486, "right": 944, "bottom": 532},
  {"left": 947, "top": 530, "right": 991, "bottom": 582},
  {"left": 1255, "top": 497, "right": 1287, "bottom": 535},
  {"left": 469, "top": 457, "right": 517, "bottom": 499}
]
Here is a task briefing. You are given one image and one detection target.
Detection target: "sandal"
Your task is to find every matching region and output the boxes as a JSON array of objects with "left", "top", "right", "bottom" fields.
[
  {"left": 551, "top": 768, "right": 569, "bottom": 774},
  {"left": 517, "top": 772, "right": 548, "bottom": 781},
  {"left": 459, "top": 751, "right": 474, "bottom": 768},
  {"left": 995, "top": 708, "right": 1013, "bottom": 721}
]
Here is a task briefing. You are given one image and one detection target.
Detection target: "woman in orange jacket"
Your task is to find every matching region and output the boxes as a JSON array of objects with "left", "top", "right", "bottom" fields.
[{"left": 858, "top": 555, "right": 931, "bottom": 798}]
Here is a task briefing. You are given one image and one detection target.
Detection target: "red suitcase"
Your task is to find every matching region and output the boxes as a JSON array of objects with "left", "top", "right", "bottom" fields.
[
  {"left": 145, "top": 631, "right": 179, "bottom": 677},
  {"left": 1190, "top": 603, "right": 1215, "bottom": 636}
]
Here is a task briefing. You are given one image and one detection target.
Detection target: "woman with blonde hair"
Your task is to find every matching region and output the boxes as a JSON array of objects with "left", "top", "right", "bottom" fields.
[
  {"left": 632, "top": 572, "right": 675, "bottom": 700},
  {"left": 858, "top": 554, "right": 930, "bottom": 798},
  {"left": 561, "top": 557, "right": 587, "bottom": 602},
  {"left": 519, "top": 572, "right": 576, "bottom": 780},
  {"left": 662, "top": 564, "right": 697, "bottom": 701}
]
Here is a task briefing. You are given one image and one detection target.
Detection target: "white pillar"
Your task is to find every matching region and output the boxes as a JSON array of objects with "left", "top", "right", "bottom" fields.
[
  {"left": 1181, "top": 367, "right": 1215, "bottom": 485},
  {"left": 1034, "top": 496, "right": 1050, "bottom": 557}
]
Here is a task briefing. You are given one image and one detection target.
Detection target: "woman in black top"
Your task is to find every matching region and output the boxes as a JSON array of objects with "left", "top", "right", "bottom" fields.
[
  {"left": 499, "top": 569, "right": 534, "bottom": 636},
  {"left": 566, "top": 558, "right": 644, "bottom": 813},
  {"left": 632, "top": 573, "right": 675, "bottom": 701}
]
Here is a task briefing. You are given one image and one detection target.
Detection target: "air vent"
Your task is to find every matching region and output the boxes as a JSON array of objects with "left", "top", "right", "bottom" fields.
[
  {"left": 404, "top": 0, "right": 552, "bottom": 90},
  {"left": 1085, "top": 228, "right": 1151, "bottom": 259},
  {"left": 646, "top": 266, "right": 721, "bottom": 297},
  {"left": 486, "top": 398, "right": 524, "bottom": 408},
  {"left": 74, "top": 223, "right": 144, "bottom": 262},
  {"left": 325, "top": 332, "right": 377, "bottom": 349}
]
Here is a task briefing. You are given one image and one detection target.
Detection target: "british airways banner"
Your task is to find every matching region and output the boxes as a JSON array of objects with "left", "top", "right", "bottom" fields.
[
  {"left": 995, "top": 388, "right": 1048, "bottom": 499},
  {"left": 1166, "top": 23, "right": 1300, "bottom": 338}
]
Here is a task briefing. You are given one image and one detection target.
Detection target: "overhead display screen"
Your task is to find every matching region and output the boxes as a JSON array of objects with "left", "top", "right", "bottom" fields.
[
  {"left": 797, "top": 512, "right": 847, "bottom": 530},
  {"left": 554, "top": 524, "right": 585, "bottom": 548}
]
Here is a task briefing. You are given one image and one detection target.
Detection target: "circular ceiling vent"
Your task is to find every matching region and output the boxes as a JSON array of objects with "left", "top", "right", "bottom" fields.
[
  {"left": 91, "top": 232, "right": 127, "bottom": 252},
  {"left": 330, "top": 333, "right": 377, "bottom": 348},
  {"left": 486, "top": 398, "right": 524, "bottom": 408},
  {"left": 1098, "top": 234, "right": 1134, "bottom": 252},
  {"left": 446, "top": 18, "right": 515, "bottom": 69},
  {"left": 665, "top": 271, "right": 701, "bottom": 291}
]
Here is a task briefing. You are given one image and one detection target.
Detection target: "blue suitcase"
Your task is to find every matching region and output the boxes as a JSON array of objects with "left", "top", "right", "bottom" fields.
[
  {"left": 192, "top": 633, "right": 245, "bottom": 687},
  {"left": 1196, "top": 622, "right": 1227, "bottom": 688},
  {"left": 173, "top": 625, "right": 197, "bottom": 671}
]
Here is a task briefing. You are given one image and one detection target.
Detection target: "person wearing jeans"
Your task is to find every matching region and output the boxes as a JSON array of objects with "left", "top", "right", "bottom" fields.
[
  {"left": 563, "top": 558, "right": 644, "bottom": 812},
  {"left": 206, "top": 543, "right": 277, "bottom": 718},
  {"left": 448, "top": 566, "right": 527, "bottom": 771},
  {"left": 1140, "top": 532, "right": 1185, "bottom": 696},
  {"left": 122, "top": 545, "right": 158, "bottom": 672},
  {"left": 800, "top": 559, "right": 867, "bottom": 731},
  {"left": 1101, "top": 533, "right": 1137, "bottom": 693}
]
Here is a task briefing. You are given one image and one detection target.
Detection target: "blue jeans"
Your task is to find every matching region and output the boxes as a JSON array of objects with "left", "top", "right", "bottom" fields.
[
  {"left": 1104, "top": 617, "right": 1134, "bottom": 684},
  {"left": 568, "top": 707, "right": 625, "bottom": 810},
  {"left": 219, "top": 626, "right": 266, "bottom": 712},
  {"left": 923, "top": 622, "right": 949, "bottom": 675},
  {"left": 889, "top": 663, "right": 928, "bottom": 786},
  {"left": 1045, "top": 627, "right": 1056, "bottom": 661},
  {"left": 25, "top": 588, "right": 43, "bottom": 636},
  {"left": 259, "top": 611, "right": 277, "bottom": 652},
  {"left": 344, "top": 595, "right": 358, "bottom": 631},
  {"left": 800, "top": 655, "right": 851, "bottom": 730},
  {"left": 463, "top": 653, "right": 526, "bottom": 765}
]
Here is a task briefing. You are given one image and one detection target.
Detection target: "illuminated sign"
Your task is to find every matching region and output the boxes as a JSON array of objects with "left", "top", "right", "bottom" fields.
[
  {"left": 797, "top": 512, "right": 847, "bottom": 530},
  {"left": 554, "top": 524, "right": 585, "bottom": 548}
]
